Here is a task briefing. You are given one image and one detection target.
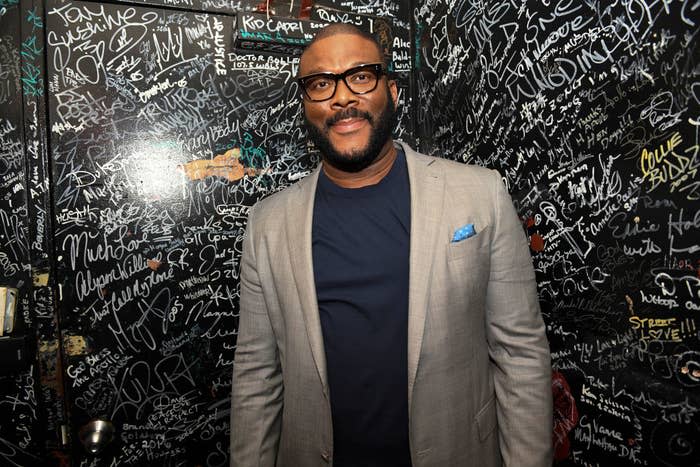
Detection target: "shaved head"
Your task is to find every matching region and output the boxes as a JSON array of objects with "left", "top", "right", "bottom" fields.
[{"left": 301, "top": 23, "right": 386, "bottom": 68}]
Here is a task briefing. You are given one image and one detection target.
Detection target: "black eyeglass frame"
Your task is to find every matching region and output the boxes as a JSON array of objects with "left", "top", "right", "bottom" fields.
[{"left": 297, "top": 63, "right": 387, "bottom": 102}]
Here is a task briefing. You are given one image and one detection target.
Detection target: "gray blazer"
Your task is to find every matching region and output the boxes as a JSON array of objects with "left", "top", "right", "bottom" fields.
[{"left": 231, "top": 142, "right": 553, "bottom": 467}]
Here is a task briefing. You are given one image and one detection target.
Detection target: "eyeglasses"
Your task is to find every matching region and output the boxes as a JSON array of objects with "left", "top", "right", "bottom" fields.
[{"left": 297, "top": 63, "right": 386, "bottom": 102}]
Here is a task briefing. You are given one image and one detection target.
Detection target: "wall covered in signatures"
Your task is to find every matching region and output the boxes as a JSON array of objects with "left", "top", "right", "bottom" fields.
[
  {"left": 414, "top": 1, "right": 699, "bottom": 466},
  {"left": 0, "top": 0, "right": 697, "bottom": 466},
  {"left": 1, "top": 0, "right": 413, "bottom": 465},
  {"left": 0, "top": 2, "right": 43, "bottom": 465}
]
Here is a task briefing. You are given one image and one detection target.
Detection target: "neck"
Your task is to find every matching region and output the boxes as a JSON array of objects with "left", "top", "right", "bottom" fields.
[{"left": 322, "top": 140, "right": 398, "bottom": 188}]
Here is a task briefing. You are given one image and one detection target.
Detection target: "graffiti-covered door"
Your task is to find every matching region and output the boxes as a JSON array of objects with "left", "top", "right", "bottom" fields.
[{"left": 45, "top": 0, "right": 311, "bottom": 464}]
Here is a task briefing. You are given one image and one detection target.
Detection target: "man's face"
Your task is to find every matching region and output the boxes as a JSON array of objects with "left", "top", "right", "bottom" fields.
[{"left": 299, "top": 34, "right": 398, "bottom": 172}]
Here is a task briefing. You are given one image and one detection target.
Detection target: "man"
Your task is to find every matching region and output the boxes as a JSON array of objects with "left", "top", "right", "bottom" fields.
[{"left": 231, "top": 23, "right": 552, "bottom": 467}]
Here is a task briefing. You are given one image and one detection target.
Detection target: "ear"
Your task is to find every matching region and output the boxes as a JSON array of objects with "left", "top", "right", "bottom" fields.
[{"left": 388, "top": 79, "right": 398, "bottom": 107}]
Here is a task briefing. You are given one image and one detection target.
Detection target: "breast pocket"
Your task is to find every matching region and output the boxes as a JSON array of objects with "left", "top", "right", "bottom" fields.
[{"left": 447, "top": 225, "right": 490, "bottom": 262}]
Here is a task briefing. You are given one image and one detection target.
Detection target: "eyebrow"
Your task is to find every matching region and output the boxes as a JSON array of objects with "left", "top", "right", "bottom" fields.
[{"left": 299, "top": 61, "right": 379, "bottom": 77}]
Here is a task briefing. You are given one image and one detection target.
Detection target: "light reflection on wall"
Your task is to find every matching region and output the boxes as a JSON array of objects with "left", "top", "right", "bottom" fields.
[{"left": 125, "top": 140, "right": 185, "bottom": 202}]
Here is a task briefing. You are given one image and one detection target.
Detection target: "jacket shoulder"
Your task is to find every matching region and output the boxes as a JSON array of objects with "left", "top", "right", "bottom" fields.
[
  {"left": 402, "top": 143, "right": 501, "bottom": 190},
  {"left": 435, "top": 156, "right": 498, "bottom": 180}
]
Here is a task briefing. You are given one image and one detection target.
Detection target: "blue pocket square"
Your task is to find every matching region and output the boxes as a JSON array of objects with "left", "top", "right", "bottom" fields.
[{"left": 451, "top": 223, "right": 476, "bottom": 242}]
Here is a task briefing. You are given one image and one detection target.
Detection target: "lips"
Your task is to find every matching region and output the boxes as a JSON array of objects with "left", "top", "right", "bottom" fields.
[
  {"left": 330, "top": 117, "right": 368, "bottom": 134},
  {"left": 327, "top": 109, "right": 372, "bottom": 136},
  {"left": 326, "top": 109, "right": 372, "bottom": 129}
]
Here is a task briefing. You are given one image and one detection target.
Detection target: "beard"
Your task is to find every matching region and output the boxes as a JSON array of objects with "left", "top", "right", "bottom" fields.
[{"left": 304, "top": 88, "right": 397, "bottom": 173}]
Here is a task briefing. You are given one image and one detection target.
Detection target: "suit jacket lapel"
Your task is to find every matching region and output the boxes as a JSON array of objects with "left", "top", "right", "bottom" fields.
[
  {"left": 402, "top": 143, "right": 445, "bottom": 410},
  {"left": 285, "top": 167, "right": 329, "bottom": 396}
]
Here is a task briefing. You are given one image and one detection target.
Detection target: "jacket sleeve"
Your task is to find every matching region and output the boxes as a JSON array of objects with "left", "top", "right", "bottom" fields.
[
  {"left": 485, "top": 170, "right": 553, "bottom": 467},
  {"left": 230, "top": 206, "right": 283, "bottom": 467}
]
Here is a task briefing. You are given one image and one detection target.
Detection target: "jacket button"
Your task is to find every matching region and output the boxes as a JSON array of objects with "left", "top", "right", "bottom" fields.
[{"left": 321, "top": 451, "right": 330, "bottom": 462}]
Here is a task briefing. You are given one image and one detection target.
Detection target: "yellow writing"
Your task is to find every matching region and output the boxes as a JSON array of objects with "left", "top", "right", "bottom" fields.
[
  {"left": 629, "top": 316, "right": 676, "bottom": 329},
  {"left": 629, "top": 316, "right": 686, "bottom": 342},
  {"left": 640, "top": 132, "right": 682, "bottom": 175},
  {"left": 640, "top": 133, "right": 699, "bottom": 199}
]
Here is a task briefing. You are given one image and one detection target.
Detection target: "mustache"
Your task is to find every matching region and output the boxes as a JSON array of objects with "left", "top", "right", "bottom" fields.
[{"left": 325, "top": 108, "right": 372, "bottom": 128}]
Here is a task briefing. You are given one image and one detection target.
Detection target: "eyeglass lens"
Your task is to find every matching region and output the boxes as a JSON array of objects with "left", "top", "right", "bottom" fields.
[{"left": 303, "top": 65, "right": 380, "bottom": 101}]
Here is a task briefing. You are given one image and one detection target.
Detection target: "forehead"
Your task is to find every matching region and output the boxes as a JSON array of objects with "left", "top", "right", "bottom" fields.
[{"left": 299, "top": 33, "right": 383, "bottom": 75}]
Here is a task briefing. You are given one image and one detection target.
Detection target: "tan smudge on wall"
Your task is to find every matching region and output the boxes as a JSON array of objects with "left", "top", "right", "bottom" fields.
[{"left": 179, "top": 148, "right": 260, "bottom": 182}]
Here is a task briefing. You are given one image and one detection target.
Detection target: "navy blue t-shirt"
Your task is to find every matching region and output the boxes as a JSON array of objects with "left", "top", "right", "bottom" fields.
[{"left": 312, "top": 149, "right": 412, "bottom": 467}]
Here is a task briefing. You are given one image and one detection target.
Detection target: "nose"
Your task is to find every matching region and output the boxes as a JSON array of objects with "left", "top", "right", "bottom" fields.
[{"left": 331, "top": 78, "right": 358, "bottom": 108}]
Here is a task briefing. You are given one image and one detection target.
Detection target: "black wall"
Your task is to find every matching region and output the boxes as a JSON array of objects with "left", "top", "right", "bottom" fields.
[
  {"left": 415, "top": 1, "right": 699, "bottom": 466},
  {"left": 0, "top": 2, "right": 44, "bottom": 464},
  {"left": 0, "top": 0, "right": 697, "bottom": 466}
]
